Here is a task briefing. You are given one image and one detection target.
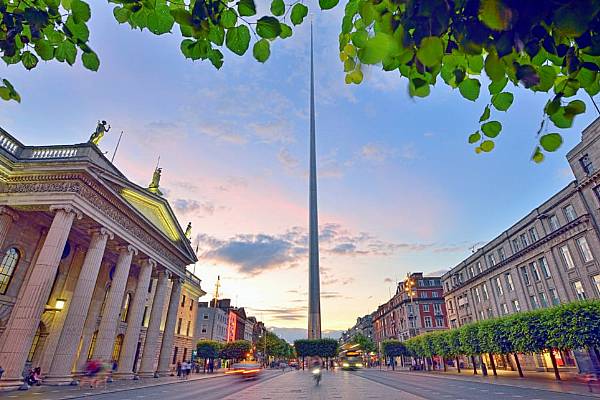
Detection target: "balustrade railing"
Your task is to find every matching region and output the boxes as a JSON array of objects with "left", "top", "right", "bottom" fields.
[
  {"left": 0, "top": 132, "right": 19, "bottom": 154},
  {"left": 31, "top": 147, "right": 78, "bottom": 159}
]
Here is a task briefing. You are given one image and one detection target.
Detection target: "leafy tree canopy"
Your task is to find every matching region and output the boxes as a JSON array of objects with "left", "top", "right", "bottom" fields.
[
  {"left": 196, "top": 339, "right": 223, "bottom": 359},
  {"left": 2, "top": 0, "right": 600, "bottom": 159},
  {"left": 350, "top": 333, "right": 376, "bottom": 353},
  {"left": 219, "top": 340, "right": 252, "bottom": 360},
  {"left": 382, "top": 339, "right": 407, "bottom": 357}
]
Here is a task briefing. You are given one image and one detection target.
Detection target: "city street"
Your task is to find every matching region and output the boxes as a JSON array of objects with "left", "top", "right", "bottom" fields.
[{"left": 1, "top": 369, "right": 599, "bottom": 400}]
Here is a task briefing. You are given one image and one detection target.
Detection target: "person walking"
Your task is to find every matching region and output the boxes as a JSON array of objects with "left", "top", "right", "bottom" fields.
[{"left": 176, "top": 361, "right": 182, "bottom": 379}]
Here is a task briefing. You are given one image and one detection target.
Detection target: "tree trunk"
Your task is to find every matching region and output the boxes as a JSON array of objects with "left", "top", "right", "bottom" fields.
[
  {"left": 513, "top": 353, "right": 524, "bottom": 377},
  {"left": 549, "top": 350, "right": 561, "bottom": 380},
  {"left": 302, "top": 356, "right": 305, "bottom": 370},
  {"left": 456, "top": 357, "right": 461, "bottom": 373},
  {"left": 442, "top": 357, "right": 447, "bottom": 372},
  {"left": 471, "top": 355, "right": 478, "bottom": 375},
  {"left": 391, "top": 357, "right": 395, "bottom": 371},
  {"left": 326, "top": 357, "right": 329, "bottom": 370},
  {"left": 489, "top": 353, "right": 497, "bottom": 376},
  {"left": 480, "top": 355, "right": 488, "bottom": 376}
]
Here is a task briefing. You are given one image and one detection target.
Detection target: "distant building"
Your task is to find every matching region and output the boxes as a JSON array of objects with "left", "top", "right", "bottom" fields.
[
  {"left": 442, "top": 118, "right": 600, "bottom": 374},
  {"left": 340, "top": 314, "right": 373, "bottom": 344},
  {"left": 196, "top": 299, "right": 260, "bottom": 345}
]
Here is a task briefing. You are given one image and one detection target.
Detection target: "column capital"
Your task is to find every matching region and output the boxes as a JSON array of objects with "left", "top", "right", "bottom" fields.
[
  {"left": 173, "top": 276, "right": 184, "bottom": 285},
  {"left": 117, "top": 244, "right": 139, "bottom": 257},
  {"left": 49, "top": 204, "right": 83, "bottom": 220},
  {"left": 0, "top": 206, "right": 18, "bottom": 222},
  {"left": 141, "top": 258, "right": 157, "bottom": 269},
  {"left": 90, "top": 227, "right": 114, "bottom": 240}
]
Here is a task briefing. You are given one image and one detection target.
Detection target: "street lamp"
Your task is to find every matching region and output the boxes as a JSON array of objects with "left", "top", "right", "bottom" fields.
[{"left": 45, "top": 298, "right": 66, "bottom": 312}]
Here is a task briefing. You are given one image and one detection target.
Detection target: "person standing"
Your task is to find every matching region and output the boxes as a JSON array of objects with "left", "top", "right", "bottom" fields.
[{"left": 176, "top": 361, "right": 182, "bottom": 379}]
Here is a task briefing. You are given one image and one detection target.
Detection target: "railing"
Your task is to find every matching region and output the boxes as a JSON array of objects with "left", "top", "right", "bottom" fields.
[
  {"left": 0, "top": 132, "right": 19, "bottom": 154},
  {"left": 31, "top": 147, "right": 78, "bottom": 159},
  {"left": 186, "top": 270, "right": 202, "bottom": 287}
]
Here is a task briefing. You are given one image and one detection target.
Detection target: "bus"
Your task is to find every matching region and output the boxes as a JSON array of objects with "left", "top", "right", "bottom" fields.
[{"left": 339, "top": 349, "right": 364, "bottom": 370}]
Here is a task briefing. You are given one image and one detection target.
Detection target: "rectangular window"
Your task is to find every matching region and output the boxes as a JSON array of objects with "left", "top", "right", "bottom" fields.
[
  {"left": 577, "top": 237, "right": 594, "bottom": 262},
  {"left": 189, "top": 299, "right": 194, "bottom": 311},
  {"left": 549, "top": 215, "right": 560, "bottom": 231},
  {"left": 476, "top": 262, "right": 482, "bottom": 274},
  {"left": 494, "top": 277, "right": 504, "bottom": 296},
  {"left": 142, "top": 306, "right": 149, "bottom": 328},
  {"left": 482, "top": 284, "right": 489, "bottom": 300},
  {"left": 530, "top": 261, "right": 541, "bottom": 281},
  {"left": 181, "top": 295, "right": 186, "bottom": 307},
  {"left": 512, "top": 239, "right": 520, "bottom": 253},
  {"left": 201, "top": 328, "right": 207, "bottom": 333},
  {"left": 511, "top": 299, "right": 520, "bottom": 312},
  {"left": 580, "top": 154, "right": 594, "bottom": 175},
  {"left": 177, "top": 318, "right": 183, "bottom": 335},
  {"left": 474, "top": 287, "right": 481, "bottom": 303},
  {"left": 468, "top": 266, "right": 474, "bottom": 278},
  {"left": 488, "top": 254, "right": 496, "bottom": 267},
  {"left": 148, "top": 279, "right": 153, "bottom": 293},
  {"left": 529, "top": 227, "right": 539, "bottom": 242},
  {"left": 573, "top": 280, "right": 586, "bottom": 300},
  {"left": 530, "top": 295, "right": 540, "bottom": 309},
  {"left": 593, "top": 275, "right": 600, "bottom": 296},
  {"left": 500, "top": 303, "right": 509, "bottom": 315},
  {"left": 539, "top": 292, "right": 549, "bottom": 308},
  {"left": 560, "top": 245, "right": 576, "bottom": 269},
  {"left": 479, "top": 310, "right": 485, "bottom": 320},
  {"left": 432, "top": 291, "right": 439, "bottom": 298},
  {"left": 521, "top": 266, "right": 531, "bottom": 285},
  {"left": 172, "top": 347, "right": 178, "bottom": 364},
  {"left": 549, "top": 288, "right": 560, "bottom": 305},
  {"left": 186, "top": 321, "right": 191, "bottom": 336},
  {"left": 486, "top": 308, "right": 493, "bottom": 318},
  {"left": 539, "top": 257, "right": 551, "bottom": 278},
  {"left": 505, "top": 273, "right": 514, "bottom": 291},
  {"left": 424, "top": 316, "right": 432, "bottom": 328},
  {"left": 434, "top": 303, "right": 442, "bottom": 313},
  {"left": 447, "top": 301, "right": 453, "bottom": 313},
  {"left": 564, "top": 204, "right": 577, "bottom": 222},
  {"left": 422, "top": 304, "right": 430, "bottom": 312},
  {"left": 498, "top": 247, "right": 506, "bottom": 261},
  {"left": 203, "top": 314, "right": 209, "bottom": 320},
  {"left": 421, "top": 291, "right": 428, "bottom": 298},
  {"left": 435, "top": 316, "right": 444, "bottom": 327},
  {"left": 520, "top": 233, "right": 530, "bottom": 248}
]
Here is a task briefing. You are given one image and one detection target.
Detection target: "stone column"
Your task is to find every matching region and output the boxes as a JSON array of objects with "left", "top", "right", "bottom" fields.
[
  {"left": 115, "top": 259, "right": 155, "bottom": 379},
  {"left": 137, "top": 269, "right": 169, "bottom": 378},
  {"left": 92, "top": 245, "right": 137, "bottom": 362},
  {"left": 157, "top": 276, "right": 183, "bottom": 375},
  {"left": 0, "top": 206, "right": 18, "bottom": 249},
  {"left": 45, "top": 228, "right": 113, "bottom": 383},
  {"left": 0, "top": 205, "right": 80, "bottom": 387}
]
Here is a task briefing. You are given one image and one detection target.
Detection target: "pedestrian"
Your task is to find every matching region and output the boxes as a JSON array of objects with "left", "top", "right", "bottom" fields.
[
  {"left": 0, "top": 365, "right": 4, "bottom": 379},
  {"left": 208, "top": 359, "right": 214, "bottom": 373},
  {"left": 185, "top": 360, "right": 191, "bottom": 379},
  {"left": 176, "top": 361, "right": 182, "bottom": 379}
]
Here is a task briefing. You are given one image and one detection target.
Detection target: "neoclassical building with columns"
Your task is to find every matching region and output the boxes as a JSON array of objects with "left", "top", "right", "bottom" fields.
[{"left": 0, "top": 128, "right": 204, "bottom": 389}]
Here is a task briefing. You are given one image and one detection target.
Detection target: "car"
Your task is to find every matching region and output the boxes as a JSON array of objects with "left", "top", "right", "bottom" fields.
[{"left": 225, "top": 362, "right": 262, "bottom": 379}]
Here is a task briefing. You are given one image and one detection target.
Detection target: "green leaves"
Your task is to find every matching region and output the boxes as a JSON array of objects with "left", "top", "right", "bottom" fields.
[
  {"left": 478, "top": 0, "right": 512, "bottom": 31},
  {"left": 319, "top": 0, "right": 340, "bottom": 10},
  {"left": 81, "top": 51, "right": 99, "bottom": 71},
  {"left": 416, "top": 37, "right": 443, "bottom": 68},
  {"left": 22, "top": 51, "right": 39, "bottom": 70},
  {"left": 468, "top": 132, "right": 481, "bottom": 144},
  {"left": 35, "top": 40, "right": 54, "bottom": 61},
  {"left": 0, "top": 79, "right": 20, "bottom": 103},
  {"left": 482, "top": 121, "right": 502, "bottom": 138},
  {"left": 71, "top": 0, "right": 91, "bottom": 24},
  {"left": 253, "top": 39, "right": 270, "bottom": 63},
  {"left": 479, "top": 105, "right": 490, "bottom": 122},
  {"left": 237, "top": 0, "right": 257, "bottom": 17},
  {"left": 221, "top": 9, "right": 238, "bottom": 29},
  {"left": 270, "top": 0, "right": 285, "bottom": 16},
  {"left": 256, "top": 17, "right": 281, "bottom": 39},
  {"left": 146, "top": 6, "right": 175, "bottom": 35},
  {"left": 491, "top": 92, "right": 514, "bottom": 111},
  {"left": 458, "top": 78, "right": 481, "bottom": 101},
  {"left": 225, "top": 25, "right": 251, "bottom": 56},
  {"left": 290, "top": 4, "right": 308, "bottom": 26},
  {"left": 540, "top": 133, "right": 563, "bottom": 152}
]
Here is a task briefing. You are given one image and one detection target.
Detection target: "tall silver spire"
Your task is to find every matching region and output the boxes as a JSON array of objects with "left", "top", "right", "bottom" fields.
[{"left": 307, "top": 22, "right": 322, "bottom": 339}]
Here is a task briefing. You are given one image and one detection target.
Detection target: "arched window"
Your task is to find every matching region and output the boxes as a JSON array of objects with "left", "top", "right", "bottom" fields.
[
  {"left": 121, "top": 293, "right": 131, "bottom": 322},
  {"left": 0, "top": 247, "right": 20, "bottom": 295},
  {"left": 112, "top": 334, "right": 124, "bottom": 362}
]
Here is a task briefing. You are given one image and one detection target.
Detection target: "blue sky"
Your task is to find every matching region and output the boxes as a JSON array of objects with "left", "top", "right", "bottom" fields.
[{"left": 1, "top": 2, "right": 597, "bottom": 332}]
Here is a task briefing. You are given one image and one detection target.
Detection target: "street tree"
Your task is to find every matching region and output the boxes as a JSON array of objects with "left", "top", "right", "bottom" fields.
[
  {"left": 3, "top": 1, "right": 600, "bottom": 160},
  {"left": 382, "top": 339, "right": 407, "bottom": 370},
  {"left": 219, "top": 340, "right": 252, "bottom": 363},
  {"left": 350, "top": 333, "right": 376, "bottom": 354},
  {"left": 196, "top": 340, "right": 222, "bottom": 372}
]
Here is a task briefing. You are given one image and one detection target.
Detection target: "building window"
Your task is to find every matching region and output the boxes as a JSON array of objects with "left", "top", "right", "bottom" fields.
[
  {"left": 494, "top": 277, "right": 504, "bottom": 296},
  {"left": 112, "top": 334, "right": 124, "bottom": 362},
  {"left": 580, "top": 154, "right": 594, "bottom": 175},
  {"left": 521, "top": 266, "right": 531, "bottom": 285},
  {"left": 177, "top": 318, "right": 183, "bottom": 335},
  {"left": 498, "top": 247, "right": 506, "bottom": 261},
  {"left": 593, "top": 275, "right": 600, "bottom": 296},
  {"left": 474, "top": 287, "right": 481, "bottom": 303},
  {"left": 577, "top": 237, "right": 594, "bottom": 262},
  {"left": 520, "top": 233, "right": 530, "bottom": 248},
  {"left": 482, "top": 284, "right": 489, "bottom": 300},
  {"left": 422, "top": 304, "right": 430, "bottom": 312},
  {"left": 478, "top": 310, "right": 485, "bottom": 320},
  {"left": 142, "top": 306, "right": 149, "bottom": 327},
  {"left": 504, "top": 273, "right": 514, "bottom": 291},
  {"left": 511, "top": 300, "right": 520, "bottom": 312},
  {"left": 468, "top": 266, "right": 474, "bottom": 278},
  {"left": 0, "top": 247, "right": 20, "bottom": 295},
  {"left": 432, "top": 291, "right": 439, "bottom": 298},
  {"left": 186, "top": 321, "right": 191, "bottom": 336},
  {"left": 181, "top": 295, "right": 186, "bottom": 307},
  {"left": 573, "top": 280, "right": 586, "bottom": 300},
  {"left": 488, "top": 254, "right": 496, "bottom": 267},
  {"left": 486, "top": 308, "right": 493, "bottom": 318},
  {"left": 424, "top": 316, "right": 432, "bottom": 328},
  {"left": 500, "top": 303, "right": 509, "bottom": 315},
  {"left": 433, "top": 303, "right": 442, "bottom": 313},
  {"left": 182, "top": 348, "right": 188, "bottom": 363},
  {"left": 447, "top": 300, "right": 454, "bottom": 313},
  {"left": 435, "top": 316, "right": 444, "bottom": 327},
  {"left": 564, "top": 205, "right": 577, "bottom": 222},
  {"left": 121, "top": 293, "right": 131, "bottom": 323},
  {"left": 530, "top": 261, "right": 541, "bottom": 282},
  {"left": 148, "top": 279, "right": 153, "bottom": 293},
  {"left": 172, "top": 347, "right": 178, "bottom": 364},
  {"left": 87, "top": 331, "right": 98, "bottom": 360},
  {"left": 189, "top": 299, "right": 194, "bottom": 311},
  {"left": 203, "top": 314, "right": 209, "bottom": 320},
  {"left": 560, "top": 245, "right": 576, "bottom": 269},
  {"left": 421, "top": 291, "right": 428, "bottom": 298},
  {"left": 549, "top": 215, "right": 560, "bottom": 231},
  {"left": 549, "top": 288, "right": 560, "bottom": 305},
  {"left": 539, "top": 257, "right": 551, "bottom": 278},
  {"left": 512, "top": 239, "right": 520, "bottom": 253},
  {"left": 530, "top": 295, "right": 540, "bottom": 309},
  {"left": 529, "top": 227, "right": 539, "bottom": 242},
  {"left": 476, "top": 262, "right": 482, "bottom": 274},
  {"left": 201, "top": 328, "right": 207, "bottom": 333},
  {"left": 539, "top": 292, "right": 549, "bottom": 308}
]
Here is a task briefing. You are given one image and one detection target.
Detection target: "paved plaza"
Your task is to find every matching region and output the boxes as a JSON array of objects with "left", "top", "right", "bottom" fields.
[{"left": 1, "top": 369, "right": 599, "bottom": 400}]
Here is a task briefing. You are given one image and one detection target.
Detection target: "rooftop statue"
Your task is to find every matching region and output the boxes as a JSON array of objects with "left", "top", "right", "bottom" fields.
[
  {"left": 89, "top": 120, "right": 111, "bottom": 145},
  {"left": 148, "top": 167, "right": 163, "bottom": 195},
  {"left": 185, "top": 222, "right": 192, "bottom": 240}
]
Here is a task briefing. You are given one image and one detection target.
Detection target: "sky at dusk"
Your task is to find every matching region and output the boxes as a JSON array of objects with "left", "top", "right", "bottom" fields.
[{"left": 2, "top": 2, "right": 598, "bottom": 335}]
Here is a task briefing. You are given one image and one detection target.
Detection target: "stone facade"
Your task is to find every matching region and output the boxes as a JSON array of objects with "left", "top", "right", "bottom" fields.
[
  {"left": 340, "top": 314, "right": 374, "bottom": 345},
  {"left": 442, "top": 117, "right": 600, "bottom": 374},
  {"left": 0, "top": 129, "right": 204, "bottom": 388}
]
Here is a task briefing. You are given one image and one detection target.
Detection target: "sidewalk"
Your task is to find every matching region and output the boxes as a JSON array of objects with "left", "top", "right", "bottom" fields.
[
  {"left": 0, "top": 371, "right": 225, "bottom": 399},
  {"left": 386, "top": 367, "right": 600, "bottom": 397}
]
